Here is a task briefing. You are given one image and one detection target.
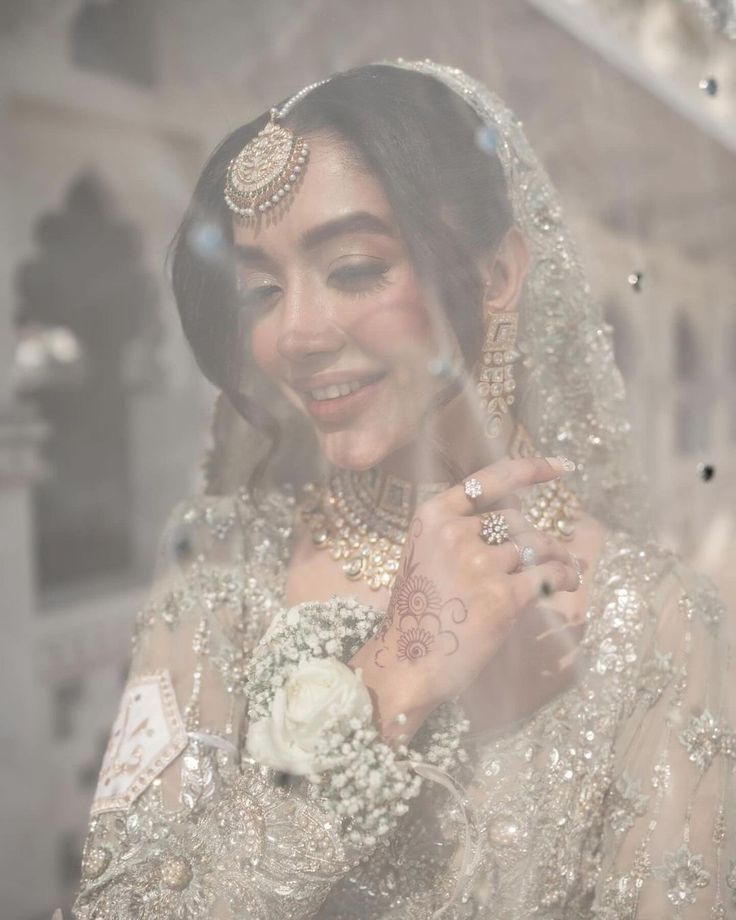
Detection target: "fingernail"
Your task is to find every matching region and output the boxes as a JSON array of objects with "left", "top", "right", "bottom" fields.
[{"left": 544, "top": 456, "right": 576, "bottom": 473}]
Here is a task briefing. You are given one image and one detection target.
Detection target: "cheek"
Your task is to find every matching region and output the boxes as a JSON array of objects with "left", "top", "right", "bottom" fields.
[
  {"left": 245, "top": 315, "right": 305, "bottom": 408},
  {"left": 350, "top": 277, "right": 436, "bottom": 361},
  {"left": 249, "top": 315, "right": 280, "bottom": 378}
]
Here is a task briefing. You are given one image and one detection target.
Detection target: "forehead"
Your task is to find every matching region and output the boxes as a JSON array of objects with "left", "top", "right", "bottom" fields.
[{"left": 231, "top": 132, "right": 398, "bottom": 252}]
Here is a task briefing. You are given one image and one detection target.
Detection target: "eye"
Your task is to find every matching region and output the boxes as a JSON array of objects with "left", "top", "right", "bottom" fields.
[
  {"left": 329, "top": 261, "right": 390, "bottom": 296},
  {"left": 237, "top": 283, "right": 280, "bottom": 309}
]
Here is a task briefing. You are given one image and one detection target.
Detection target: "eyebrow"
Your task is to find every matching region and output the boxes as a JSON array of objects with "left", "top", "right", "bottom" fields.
[{"left": 233, "top": 210, "right": 396, "bottom": 265}]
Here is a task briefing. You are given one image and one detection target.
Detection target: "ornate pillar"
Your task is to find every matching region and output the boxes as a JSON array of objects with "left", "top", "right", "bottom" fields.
[{"left": 0, "top": 67, "right": 56, "bottom": 919}]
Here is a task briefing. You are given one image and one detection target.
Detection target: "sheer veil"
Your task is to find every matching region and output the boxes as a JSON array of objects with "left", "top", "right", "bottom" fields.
[
  {"left": 70, "top": 59, "right": 735, "bottom": 920},
  {"left": 201, "top": 57, "right": 654, "bottom": 543}
]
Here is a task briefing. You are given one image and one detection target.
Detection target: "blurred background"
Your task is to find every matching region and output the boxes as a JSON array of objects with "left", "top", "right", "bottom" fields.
[{"left": 0, "top": 1, "right": 734, "bottom": 917}]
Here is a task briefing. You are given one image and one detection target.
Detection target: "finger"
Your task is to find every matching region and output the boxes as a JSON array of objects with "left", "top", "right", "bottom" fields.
[
  {"left": 447, "top": 456, "right": 575, "bottom": 516},
  {"left": 510, "top": 558, "right": 581, "bottom": 607},
  {"left": 480, "top": 491, "right": 522, "bottom": 513},
  {"left": 496, "top": 530, "right": 577, "bottom": 574}
]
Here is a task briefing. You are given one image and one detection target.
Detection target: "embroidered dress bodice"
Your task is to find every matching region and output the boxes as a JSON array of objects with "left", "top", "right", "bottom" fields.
[{"left": 72, "top": 488, "right": 735, "bottom": 920}]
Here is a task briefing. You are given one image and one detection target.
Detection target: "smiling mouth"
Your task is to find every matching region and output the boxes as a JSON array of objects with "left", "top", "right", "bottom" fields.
[
  {"left": 299, "top": 371, "right": 387, "bottom": 420},
  {"left": 305, "top": 373, "right": 384, "bottom": 401}
]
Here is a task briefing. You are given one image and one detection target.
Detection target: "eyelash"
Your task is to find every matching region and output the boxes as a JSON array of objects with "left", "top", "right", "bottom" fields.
[
  {"left": 237, "top": 263, "right": 390, "bottom": 307},
  {"left": 331, "top": 263, "right": 391, "bottom": 297}
]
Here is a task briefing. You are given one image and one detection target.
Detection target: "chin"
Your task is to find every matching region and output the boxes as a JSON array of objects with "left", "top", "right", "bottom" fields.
[{"left": 317, "top": 428, "right": 397, "bottom": 472}]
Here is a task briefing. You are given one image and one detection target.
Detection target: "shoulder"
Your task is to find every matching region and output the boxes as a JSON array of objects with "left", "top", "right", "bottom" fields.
[
  {"left": 564, "top": 511, "right": 673, "bottom": 620},
  {"left": 134, "top": 487, "right": 296, "bottom": 653},
  {"left": 593, "top": 523, "right": 725, "bottom": 635},
  {"left": 586, "top": 524, "right": 729, "bottom": 685},
  {"left": 153, "top": 493, "right": 244, "bottom": 575},
  {"left": 581, "top": 524, "right": 678, "bottom": 678},
  {"left": 588, "top": 521, "right": 678, "bottom": 600},
  {"left": 155, "top": 486, "right": 296, "bottom": 572}
]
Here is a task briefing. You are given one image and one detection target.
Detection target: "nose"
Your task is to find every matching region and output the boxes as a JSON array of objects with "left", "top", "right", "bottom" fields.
[{"left": 276, "top": 284, "right": 345, "bottom": 362}]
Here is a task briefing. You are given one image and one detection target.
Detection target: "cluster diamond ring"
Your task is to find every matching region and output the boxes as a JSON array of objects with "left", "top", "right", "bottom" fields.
[
  {"left": 464, "top": 477, "right": 483, "bottom": 502},
  {"left": 480, "top": 512, "right": 510, "bottom": 545}
]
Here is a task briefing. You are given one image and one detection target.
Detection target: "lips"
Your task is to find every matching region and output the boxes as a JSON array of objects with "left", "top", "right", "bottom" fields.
[
  {"left": 308, "top": 379, "right": 368, "bottom": 401},
  {"left": 297, "top": 371, "right": 387, "bottom": 423},
  {"left": 291, "top": 370, "right": 385, "bottom": 396}
]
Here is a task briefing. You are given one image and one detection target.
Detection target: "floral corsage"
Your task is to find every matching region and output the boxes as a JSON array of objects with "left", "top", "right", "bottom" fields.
[{"left": 244, "top": 596, "right": 469, "bottom": 848}]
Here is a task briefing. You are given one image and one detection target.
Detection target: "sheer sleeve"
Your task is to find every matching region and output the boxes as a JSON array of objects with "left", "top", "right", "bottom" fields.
[
  {"left": 594, "top": 559, "right": 735, "bottom": 919},
  {"left": 72, "top": 493, "right": 376, "bottom": 920}
]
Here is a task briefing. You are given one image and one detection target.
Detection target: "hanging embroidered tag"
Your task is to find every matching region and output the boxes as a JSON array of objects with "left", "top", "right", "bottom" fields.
[{"left": 91, "top": 670, "right": 187, "bottom": 815}]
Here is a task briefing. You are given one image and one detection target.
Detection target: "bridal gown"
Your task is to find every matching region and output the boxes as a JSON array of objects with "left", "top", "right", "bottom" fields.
[{"left": 72, "top": 487, "right": 735, "bottom": 920}]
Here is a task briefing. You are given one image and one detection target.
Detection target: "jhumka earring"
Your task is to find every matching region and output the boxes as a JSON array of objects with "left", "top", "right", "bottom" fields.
[
  {"left": 477, "top": 295, "right": 581, "bottom": 541},
  {"left": 476, "top": 304, "right": 519, "bottom": 439}
]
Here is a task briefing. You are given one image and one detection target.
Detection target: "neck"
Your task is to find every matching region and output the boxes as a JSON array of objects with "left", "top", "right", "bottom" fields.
[{"left": 376, "top": 379, "right": 517, "bottom": 484}]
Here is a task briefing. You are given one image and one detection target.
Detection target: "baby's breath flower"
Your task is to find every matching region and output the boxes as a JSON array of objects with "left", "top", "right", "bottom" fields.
[{"left": 243, "top": 596, "right": 469, "bottom": 849}]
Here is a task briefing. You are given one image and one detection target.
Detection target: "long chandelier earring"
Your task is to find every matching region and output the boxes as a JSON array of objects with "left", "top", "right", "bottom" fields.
[
  {"left": 476, "top": 296, "right": 519, "bottom": 439},
  {"left": 475, "top": 293, "right": 582, "bottom": 542}
]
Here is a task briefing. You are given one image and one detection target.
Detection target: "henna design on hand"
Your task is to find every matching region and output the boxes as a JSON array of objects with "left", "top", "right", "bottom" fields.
[
  {"left": 374, "top": 516, "right": 468, "bottom": 666},
  {"left": 397, "top": 626, "right": 435, "bottom": 661}
]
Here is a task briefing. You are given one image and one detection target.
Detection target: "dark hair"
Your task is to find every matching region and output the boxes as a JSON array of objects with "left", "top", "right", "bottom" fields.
[{"left": 169, "top": 64, "right": 513, "bottom": 495}]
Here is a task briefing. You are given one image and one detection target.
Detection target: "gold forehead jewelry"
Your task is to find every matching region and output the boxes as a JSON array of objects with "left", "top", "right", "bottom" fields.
[
  {"left": 224, "top": 79, "right": 330, "bottom": 219},
  {"left": 224, "top": 109, "right": 307, "bottom": 219}
]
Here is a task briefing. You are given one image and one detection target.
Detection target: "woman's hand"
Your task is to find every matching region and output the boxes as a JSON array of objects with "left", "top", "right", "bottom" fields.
[{"left": 349, "top": 456, "right": 581, "bottom": 745}]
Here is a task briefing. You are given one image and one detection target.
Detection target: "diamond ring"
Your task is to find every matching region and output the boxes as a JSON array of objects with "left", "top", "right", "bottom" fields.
[
  {"left": 480, "top": 512, "right": 510, "bottom": 545},
  {"left": 509, "top": 539, "right": 537, "bottom": 570},
  {"left": 464, "top": 477, "right": 483, "bottom": 502},
  {"left": 519, "top": 544, "right": 538, "bottom": 567}
]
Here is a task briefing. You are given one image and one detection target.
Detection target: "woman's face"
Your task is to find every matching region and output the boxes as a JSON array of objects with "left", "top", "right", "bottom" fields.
[{"left": 232, "top": 132, "right": 458, "bottom": 471}]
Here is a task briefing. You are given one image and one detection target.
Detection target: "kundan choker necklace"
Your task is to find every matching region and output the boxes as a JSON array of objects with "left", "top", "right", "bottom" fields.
[
  {"left": 300, "top": 422, "right": 581, "bottom": 591},
  {"left": 300, "top": 468, "right": 450, "bottom": 591}
]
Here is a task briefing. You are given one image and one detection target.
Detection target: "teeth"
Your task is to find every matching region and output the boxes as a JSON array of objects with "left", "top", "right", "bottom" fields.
[{"left": 309, "top": 380, "right": 365, "bottom": 401}]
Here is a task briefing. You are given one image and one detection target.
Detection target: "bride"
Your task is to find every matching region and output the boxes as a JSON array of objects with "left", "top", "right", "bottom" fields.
[{"left": 72, "top": 60, "right": 733, "bottom": 919}]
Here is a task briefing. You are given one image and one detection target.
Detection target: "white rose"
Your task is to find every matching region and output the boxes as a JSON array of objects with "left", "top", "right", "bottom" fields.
[{"left": 246, "top": 657, "right": 373, "bottom": 776}]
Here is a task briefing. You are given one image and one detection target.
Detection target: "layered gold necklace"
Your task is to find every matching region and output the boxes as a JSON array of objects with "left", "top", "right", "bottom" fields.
[{"left": 300, "top": 423, "right": 581, "bottom": 591}]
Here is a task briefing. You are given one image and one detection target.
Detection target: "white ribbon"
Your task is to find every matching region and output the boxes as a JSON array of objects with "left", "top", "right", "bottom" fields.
[{"left": 399, "top": 758, "right": 482, "bottom": 919}]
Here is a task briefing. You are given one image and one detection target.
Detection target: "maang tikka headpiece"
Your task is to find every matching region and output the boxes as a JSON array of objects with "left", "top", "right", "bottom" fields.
[{"left": 224, "top": 79, "right": 330, "bottom": 219}]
